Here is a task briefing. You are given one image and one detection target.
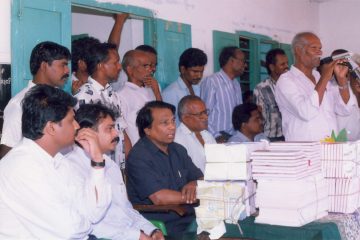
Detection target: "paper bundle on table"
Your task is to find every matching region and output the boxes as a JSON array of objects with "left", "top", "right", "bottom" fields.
[
  {"left": 321, "top": 142, "right": 360, "bottom": 213},
  {"left": 255, "top": 174, "right": 328, "bottom": 227},
  {"left": 326, "top": 177, "right": 360, "bottom": 213},
  {"left": 195, "top": 181, "right": 255, "bottom": 231},
  {"left": 251, "top": 149, "right": 321, "bottom": 180},
  {"left": 204, "top": 142, "right": 266, "bottom": 180},
  {"left": 321, "top": 142, "right": 358, "bottom": 178},
  {"left": 251, "top": 142, "right": 327, "bottom": 227}
]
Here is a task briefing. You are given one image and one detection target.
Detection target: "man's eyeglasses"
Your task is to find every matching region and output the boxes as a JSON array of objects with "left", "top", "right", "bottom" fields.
[{"left": 186, "top": 109, "right": 210, "bottom": 117}]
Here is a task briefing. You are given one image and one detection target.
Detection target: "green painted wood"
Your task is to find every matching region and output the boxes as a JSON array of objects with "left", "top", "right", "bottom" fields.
[
  {"left": 259, "top": 39, "right": 279, "bottom": 84},
  {"left": 71, "top": 0, "right": 153, "bottom": 18},
  {"left": 212, "top": 30, "right": 238, "bottom": 72},
  {"left": 280, "top": 43, "right": 294, "bottom": 67},
  {"left": 154, "top": 19, "right": 191, "bottom": 90},
  {"left": 11, "top": 0, "right": 71, "bottom": 95}
]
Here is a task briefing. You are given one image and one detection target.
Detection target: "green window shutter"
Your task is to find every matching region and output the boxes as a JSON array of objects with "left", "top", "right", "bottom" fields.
[
  {"left": 280, "top": 43, "right": 294, "bottom": 67},
  {"left": 259, "top": 39, "right": 279, "bottom": 84},
  {"left": 152, "top": 19, "right": 191, "bottom": 90},
  {"left": 11, "top": 0, "right": 71, "bottom": 95},
  {"left": 212, "top": 30, "right": 238, "bottom": 72}
]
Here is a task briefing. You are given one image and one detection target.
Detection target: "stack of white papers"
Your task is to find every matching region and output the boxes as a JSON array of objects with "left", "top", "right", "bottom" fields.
[
  {"left": 255, "top": 174, "right": 328, "bottom": 226},
  {"left": 326, "top": 177, "right": 360, "bottom": 213},
  {"left": 251, "top": 149, "right": 321, "bottom": 180},
  {"left": 321, "top": 142, "right": 358, "bottom": 178},
  {"left": 250, "top": 142, "right": 327, "bottom": 226},
  {"left": 321, "top": 142, "right": 360, "bottom": 213},
  {"left": 204, "top": 142, "right": 266, "bottom": 180}
]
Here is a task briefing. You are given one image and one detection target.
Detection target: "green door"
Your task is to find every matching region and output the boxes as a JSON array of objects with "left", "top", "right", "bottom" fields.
[
  {"left": 154, "top": 19, "right": 191, "bottom": 90},
  {"left": 280, "top": 43, "right": 294, "bottom": 67},
  {"left": 212, "top": 30, "right": 238, "bottom": 72},
  {"left": 11, "top": 0, "right": 71, "bottom": 95}
]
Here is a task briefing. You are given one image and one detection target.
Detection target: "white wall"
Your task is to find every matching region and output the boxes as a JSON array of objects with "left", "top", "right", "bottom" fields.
[
  {"left": 0, "top": 0, "right": 11, "bottom": 63},
  {"left": 319, "top": 0, "right": 360, "bottom": 56},
  {"left": 2, "top": 0, "right": 360, "bottom": 69},
  {"left": 72, "top": 12, "right": 144, "bottom": 59}
]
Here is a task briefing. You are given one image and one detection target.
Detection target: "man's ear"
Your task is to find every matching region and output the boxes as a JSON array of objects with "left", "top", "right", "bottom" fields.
[
  {"left": 78, "top": 60, "right": 87, "bottom": 71},
  {"left": 269, "top": 64, "right": 275, "bottom": 73},
  {"left": 39, "top": 61, "right": 48, "bottom": 72},
  {"left": 43, "top": 121, "right": 57, "bottom": 137},
  {"left": 144, "top": 127, "right": 151, "bottom": 136},
  {"left": 180, "top": 66, "right": 186, "bottom": 75}
]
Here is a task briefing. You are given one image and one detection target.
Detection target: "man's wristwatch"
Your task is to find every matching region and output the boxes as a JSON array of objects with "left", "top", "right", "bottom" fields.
[{"left": 91, "top": 159, "right": 105, "bottom": 167}]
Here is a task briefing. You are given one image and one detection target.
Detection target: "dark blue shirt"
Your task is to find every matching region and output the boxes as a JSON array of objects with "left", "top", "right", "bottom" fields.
[{"left": 126, "top": 136, "right": 203, "bottom": 235}]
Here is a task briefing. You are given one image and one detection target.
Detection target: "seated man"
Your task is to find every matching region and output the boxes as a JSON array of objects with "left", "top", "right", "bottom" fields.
[
  {"left": 65, "top": 103, "right": 164, "bottom": 240},
  {"left": 0, "top": 85, "right": 111, "bottom": 239},
  {"left": 175, "top": 95, "right": 216, "bottom": 173},
  {"left": 126, "top": 101, "right": 203, "bottom": 236},
  {"left": 229, "top": 103, "right": 268, "bottom": 143}
]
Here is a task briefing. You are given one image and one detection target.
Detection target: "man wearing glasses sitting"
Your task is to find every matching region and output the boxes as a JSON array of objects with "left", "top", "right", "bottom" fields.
[{"left": 175, "top": 95, "right": 216, "bottom": 173}]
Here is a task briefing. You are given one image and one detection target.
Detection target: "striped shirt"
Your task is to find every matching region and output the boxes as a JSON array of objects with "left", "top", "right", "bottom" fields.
[{"left": 200, "top": 70, "right": 242, "bottom": 137}]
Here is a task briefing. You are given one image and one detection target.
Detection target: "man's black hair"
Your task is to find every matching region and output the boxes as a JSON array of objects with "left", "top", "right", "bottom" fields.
[
  {"left": 219, "top": 46, "right": 240, "bottom": 68},
  {"left": 85, "top": 42, "right": 117, "bottom": 76},
  {"left": 71, "top": 37, "right": 100, "bottom": 73},
  {"left": 75, "top": 103, "right": 116, "bottom": 130},
  {"left": 265, "top": 48, "right": 286, "bottom": 75},
  {"left": 30, "top": 41, "right": 71, "bottom": 75},
  {"left": 232, "top": 103, "right": 258, "bottom": 131},
  {"left": 178, "top": 48, "right": 207, "bottom": 71},
  {"left": 22, "top": 84, "right": 77, "bottom": 140},
  {"left": 136, "top": 101, "right": 175, "bottom": 138}
]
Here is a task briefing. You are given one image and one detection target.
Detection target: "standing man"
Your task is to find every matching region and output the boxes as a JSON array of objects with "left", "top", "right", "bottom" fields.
[
  {"left": 162, "top": 48, "right": 208, "bottom": 119},
  {"left": 74, "top": 42, "right": 131, "bottom": 169},
  {"left": 200, "top": 46, "right": 246, "bottom": 143},
  {"left": 253, "top": 48, "right": 289, "bottom": 142},
  {"left": 66, "top": 103, "right": 164, "bottom": 240},
  {"left": 126, "top": 101, "right": 203, "bottom": 236},
  {"left": 0, "top": 41, "right": 71, "bottom": 158},
  {"left": 0, "top": 85, "right": 111, "bottom": 239},
  {"left": 275, "top": 32, "right": 355, "bottom": 141},
  {"left": 118, "top": 50, "right": 162, "bottom": 145},
  {"left": 175, "top": 95, "right": 216, "bottom": 173}
]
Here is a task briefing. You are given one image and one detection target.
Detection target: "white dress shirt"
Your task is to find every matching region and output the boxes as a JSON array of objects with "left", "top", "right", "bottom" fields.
[
  {"left": 174, "top": 123, "right": 216, "bottom": 173},
  {"left": 275, "top": 66, "right": 355, "bottom": 141},
  {"left": 0, "top": 138, "right": 111, "bottom": 239},
  {"left": 75, "top": 77, "right": 127, "bottom": 168},
  {"left": 65, "top": 145, "right": 156, "bottom": 240},
  {"left": 337, "top": 104, "right": 360, "bottom": 141},
  {"left": 1, "top": 80, "right": 35, "bottom": 147},
  {"left": 118, "top": 81, "right": 156, "bottom": 145}
]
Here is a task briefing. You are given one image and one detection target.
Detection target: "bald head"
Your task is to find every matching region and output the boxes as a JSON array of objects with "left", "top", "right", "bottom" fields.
[
  {"left": 291, "top": 32, "right": 319, "bottom": 54},
  {"left": 122, "top": 50, "right": 152, "bottom": 86}
]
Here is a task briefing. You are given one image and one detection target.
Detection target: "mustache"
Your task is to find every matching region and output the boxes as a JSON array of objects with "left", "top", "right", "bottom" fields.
[
  {"left": 111, "top": 137, "right": 120, "bottom": 143},
  {"left": 62, "top": 73, "right": 70, "bottom": 79}
]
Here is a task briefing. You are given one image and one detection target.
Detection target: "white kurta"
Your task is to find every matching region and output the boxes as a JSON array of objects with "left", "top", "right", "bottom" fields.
[
  {"left": 275, "top": 66, "right": 355, "bottom": 141},
  {"left": 174, "top": 123, "right": 216, "bottom": 173},
  {"left": 0, "top": 138, "right": 111, "bottom": 239},
  {"left": 65, "top": 145, "right": 156, "bottom": 240},
  {"left": 1, "top": 81, "right": 35, "bottom": 147},
  {"left": 118, "top": 82, "right": 156, "bottom": 145}
]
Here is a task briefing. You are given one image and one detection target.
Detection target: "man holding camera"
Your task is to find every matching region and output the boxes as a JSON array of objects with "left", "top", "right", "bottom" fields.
[{"left": 275, "top": 32, "right": 356, "bottom": 141}]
